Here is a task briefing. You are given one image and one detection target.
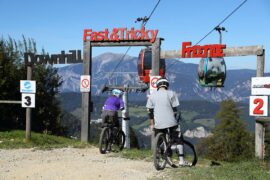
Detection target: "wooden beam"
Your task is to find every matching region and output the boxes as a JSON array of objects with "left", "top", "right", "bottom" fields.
[
  {"left": 0, "top": 100, "right": 21, "bottom": 104},
  {"left": 256, "top": 117, "right": 270, "bottom": 123},
  {"left": 89, "top": 41, "right": 152, "bottom": 47},
  {"left": 160, "top": 45, "right": 264, "bottom": 59}
]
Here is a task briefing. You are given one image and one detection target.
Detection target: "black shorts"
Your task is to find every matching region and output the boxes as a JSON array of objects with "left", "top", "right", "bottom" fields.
[
  {"left": 101, "top": 110, "right": 119, "bottom": 127},
  {"left": 154, "top": 125, "right": 183, "bottom": 144}
]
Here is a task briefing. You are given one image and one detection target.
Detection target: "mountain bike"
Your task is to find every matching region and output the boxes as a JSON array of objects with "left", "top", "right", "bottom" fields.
[
  {"left": 153, "top": 114, "right": 197, "bottom": 170},
  {"left": 99, "top": 118, "right": 125, "bottom": 154}
]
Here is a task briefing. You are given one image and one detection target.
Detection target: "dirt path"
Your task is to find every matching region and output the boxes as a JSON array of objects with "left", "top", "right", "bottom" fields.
[{"left": 0, "top": 148, "right": 165, "bottom": 180}]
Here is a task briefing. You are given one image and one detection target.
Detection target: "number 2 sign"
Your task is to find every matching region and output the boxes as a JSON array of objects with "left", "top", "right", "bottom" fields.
[{"left": 249, "top": 96, "right": 268, "bottom": 116}]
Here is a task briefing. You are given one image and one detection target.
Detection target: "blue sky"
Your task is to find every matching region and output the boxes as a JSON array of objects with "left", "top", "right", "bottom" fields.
[{"left": 1, "top": 0, "right": 269, "bottom": 72}]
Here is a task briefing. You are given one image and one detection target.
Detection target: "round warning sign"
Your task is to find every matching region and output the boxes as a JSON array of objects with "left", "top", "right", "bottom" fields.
[
  {"left": 80, "top": 75, "right": 91, "bottom": 92},
  {"left": 150, "top": 77, "right": 159, "bottom": 89},
  {"left": 150, "top": 76, "right": 161, "bottom": 94},
  {"left": 82, "top": 79, "right": 89, "bottom": 88}
]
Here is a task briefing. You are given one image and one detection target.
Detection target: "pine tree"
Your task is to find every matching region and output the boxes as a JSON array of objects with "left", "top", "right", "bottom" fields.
[
  {"left": 0, "top": 36, "right": 63, "bottom": 135},
  {"left": 0, "top": 38, "right": 25, "bottom": 129},
  {"left": 199, "top": 99, "right": 253, "bottom": 161}
]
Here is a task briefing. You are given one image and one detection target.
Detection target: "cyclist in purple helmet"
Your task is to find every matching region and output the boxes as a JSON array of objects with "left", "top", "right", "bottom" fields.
[{"left": 101, "top": 89, "right": 124, "bottom": 128}]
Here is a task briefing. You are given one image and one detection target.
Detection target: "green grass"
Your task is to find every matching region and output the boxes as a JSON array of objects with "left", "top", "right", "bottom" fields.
[
  {"left": 0, "top": 130, "right": 92, "bottom": 149},
  {"left": 162, "top": 159, "right": 270, "bottom": 180},
  {"left": 113, "top": 148, "right": 152, "bottom": 161},
  {"left": 113, "top": 148, "right": 270, "bottom": 180}
]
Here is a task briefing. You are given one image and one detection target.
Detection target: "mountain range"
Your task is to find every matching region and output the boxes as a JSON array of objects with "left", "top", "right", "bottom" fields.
[{"left": 57, "top": 52, "right": 268, "bottom": 102}]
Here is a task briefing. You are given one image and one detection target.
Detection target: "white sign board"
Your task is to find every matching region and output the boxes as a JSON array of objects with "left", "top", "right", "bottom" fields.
[
  {"left": 20, "top": 80, "right": 36, "bottom": 93},
  {"left": 150, "top": 76, "right": 161, "bottom": 94},
  {"left": 80, "top": 75, "right": 91, "bottom": 92},
  {"left": 251, "top": 77, "right": 270, "bottom": 95},
  {"left": 249, "top": 96, "right": 268, "bottom": 116},
  {"left": 22, "top": 93, "right": 35, "bottom": 108}
]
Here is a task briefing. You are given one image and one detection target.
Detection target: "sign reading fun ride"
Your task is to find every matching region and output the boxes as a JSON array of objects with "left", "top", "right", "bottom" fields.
[{"left": 83, "top": 27, "right": 158, "bottom": 43}]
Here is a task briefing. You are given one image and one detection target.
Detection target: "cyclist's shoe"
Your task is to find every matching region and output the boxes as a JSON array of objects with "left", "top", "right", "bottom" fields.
[{"left": 179, "top": 161, "right": 192, "bottom": 167}]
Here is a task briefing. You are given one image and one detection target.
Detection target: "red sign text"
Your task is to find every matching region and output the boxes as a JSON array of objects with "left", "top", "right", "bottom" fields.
[
  {"left": 83, "top": 27, "right": 158, "bottom": 43},
  {"left": 182, "top": 42, "right": 226, "bottom": 58}
]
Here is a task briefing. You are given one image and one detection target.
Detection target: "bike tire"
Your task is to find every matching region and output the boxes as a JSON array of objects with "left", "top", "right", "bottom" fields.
[
  {"left": 166, "top": 140, "right": 197, "bottom": 167},
  {"left": 153, "top": 133, "right": 167, "bottom": 170},
  {"left": 183, "top": 139, "right": 197, "bottom": 166},
  {"left": 99, "top": 127, "right": 110, "bottom": 154},
  {"left": 117, "top": 130, "right": 126, "bottom": 151}
]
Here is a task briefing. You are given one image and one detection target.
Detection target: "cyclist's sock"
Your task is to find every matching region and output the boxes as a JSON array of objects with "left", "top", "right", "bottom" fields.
[{"left": 177, "top": 144, "right": 184, "bottom": 164}]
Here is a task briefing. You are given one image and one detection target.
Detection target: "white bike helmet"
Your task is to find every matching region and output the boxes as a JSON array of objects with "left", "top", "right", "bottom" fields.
[
  {"left": 156, "top": 77, "right": 169, "bottom": 90},
  {"left": 112, "top": 89, "right": 123, "bottom": 97}
]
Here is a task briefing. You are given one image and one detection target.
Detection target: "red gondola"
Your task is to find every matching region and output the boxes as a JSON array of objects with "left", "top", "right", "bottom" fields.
[{"left": 137, "top": 48, "right": 166, "bottom": 83}]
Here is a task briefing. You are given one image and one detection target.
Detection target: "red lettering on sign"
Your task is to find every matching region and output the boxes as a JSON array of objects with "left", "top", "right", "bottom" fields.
[
  {"left": 182, "top": 42, "right": 226, "bottom": 58},
  {"left": 83, "top": 27, "right": 158, "bottom": 43},
  {"left": 253, "top": 98, "right": 264, "bottom": 115}
]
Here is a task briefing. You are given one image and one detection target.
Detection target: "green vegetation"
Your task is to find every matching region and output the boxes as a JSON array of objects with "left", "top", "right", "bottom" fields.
[
  {"left": 197, "top": 99, "right": 253, "bottom": 162},
  {"left": 112, "top": 147, "right": 270, "bottom": 180},
  {"left": 112, "top": 148, "right": 152, "bottom": 161},
  {"left": 161, "top": 160, "right": 270, "bottom": 180},
  {"left": 0, "top": 130, "right": 91, "bottom": 149},
  {"left": 0, "top": 36, "right": 63, "bottom": 135}
]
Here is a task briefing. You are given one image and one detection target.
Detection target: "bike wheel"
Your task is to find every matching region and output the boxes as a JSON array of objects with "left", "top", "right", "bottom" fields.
[
  {"left": 111, "top": 130, "right": 125, "bottom": 152},
  {"left": 153, "top": 133, "right": 167, "bottom": 170},
  {"left": 99, "top": 127, "right": 110, "bottom": 154},
  {"left": 183, "top": 139, "right": 197, "bottom": 166},
  {"left": 166, "top": 140, "right": 197, "bottom": 167}
]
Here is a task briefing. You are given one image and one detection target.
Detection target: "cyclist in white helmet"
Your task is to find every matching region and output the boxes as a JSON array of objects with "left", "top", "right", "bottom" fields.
[
  {"left": 146, "top": 77, "right": 189, "bottom": 166},
  {"left": 101, "top": 89, "right": 124, "bottom": 128}
]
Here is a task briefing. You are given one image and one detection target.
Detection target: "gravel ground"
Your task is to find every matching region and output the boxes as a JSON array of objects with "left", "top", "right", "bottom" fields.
[{"left": 0, "top": 148, "right": 166, "bottom": 180}]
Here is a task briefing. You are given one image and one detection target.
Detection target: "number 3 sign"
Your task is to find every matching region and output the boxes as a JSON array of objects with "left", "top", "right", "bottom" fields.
[
  {"left": 22, "top": 93, "right": 35, "bottom": 108},
  {"left": 249, "top": 96, "right": 268, "bottom": 116}
]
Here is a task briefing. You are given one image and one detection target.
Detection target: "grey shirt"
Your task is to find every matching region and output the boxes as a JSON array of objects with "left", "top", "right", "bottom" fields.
[{"left": 146, "top": 89, "right": 180, "bottom": 129}]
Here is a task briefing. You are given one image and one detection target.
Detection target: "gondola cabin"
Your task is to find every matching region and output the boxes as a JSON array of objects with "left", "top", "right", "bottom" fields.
[
  {"left": 138, "top": 48, "right": 166, "bottom": 83},
  {"left": 198, "top": 57, "right": 226, "bottom": 87}
]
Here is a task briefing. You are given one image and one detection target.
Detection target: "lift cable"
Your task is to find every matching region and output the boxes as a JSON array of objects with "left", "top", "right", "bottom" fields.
[
  {"left": 166, "top": 0, "right": 248, "bottom": 72},
  {"left": 195, "top": 0, "right": 247, "bottom": 45},
  {"left": 106, "top": 0, "right": 162, "bottom": 84}
]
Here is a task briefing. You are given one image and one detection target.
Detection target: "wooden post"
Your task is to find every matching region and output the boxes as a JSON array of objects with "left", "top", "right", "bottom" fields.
[
  {"left": 26, "top": 65, "right": 32, "bottom": 141},
  {"left": 151, "top": 38, "right": 161, "bottom": 150},
  {"left": 81, "top": 42, "right": 92, "bottom": 142},
  {"left": 255, "top": 49, "right": 265, "bottom": 159}
]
